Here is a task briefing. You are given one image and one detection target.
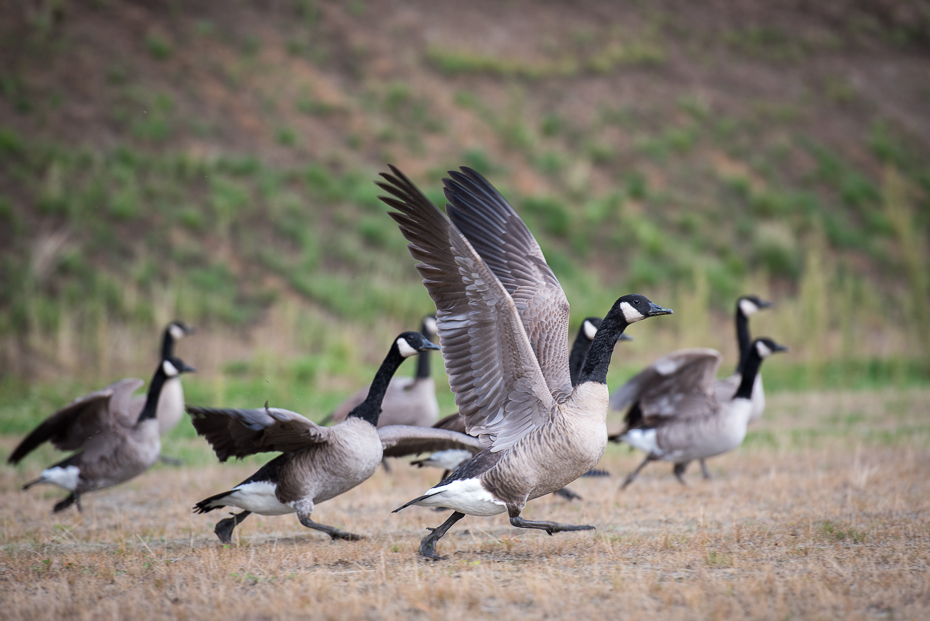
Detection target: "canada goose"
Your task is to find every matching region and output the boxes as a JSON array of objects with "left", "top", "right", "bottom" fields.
[
  {"left": 609, "top": 295, "right": 771, "bottom": 478},
  {"left": 614, "top": 337, "right": 787, "bottom": 489},
  {"left": 416, "top": 317, "right": 628, "bottom": 498},
  {"left": 8, "top": 356, "right": 196, "bottom": 513},
  {"left": 714, "top": 295, "right": 773, "bottom": 423},
  {"left": 326, "top": 315, "right": 439, "bottom": 427},
  {"left": 188, "top": 332, "right": 487, "bottom": 544},
  {"left": 379, "top": 165, "right": 673, "bottom": 559},
  {"left": 148, "top": 321, "right": 196, "bottom": 436}
]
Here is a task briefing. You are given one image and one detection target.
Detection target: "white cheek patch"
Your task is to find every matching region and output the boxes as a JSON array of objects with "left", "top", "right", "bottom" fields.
[
  {"left": 169, "top": 324, "right": 186, "bottom": 340},
  {"left": 583, "top": 320, "right": 598, "bottom": 341},
  {"left": 620, "top": 301, "right": 645, "bottom": 323},
  {"left": 162, "top": 360, "right": 179, "bottom": 376},
  {"left": 739, "top": 299, "right": 760, "bottom": 317},
  {"left": 396, "top": 337, "right": 419, "bottom": 358},
  {"left": 755, "top": 341, "right": 773, "bottom": 358},
  {"left": 423, "top": 316, "right": 438, "bottom": 337}
]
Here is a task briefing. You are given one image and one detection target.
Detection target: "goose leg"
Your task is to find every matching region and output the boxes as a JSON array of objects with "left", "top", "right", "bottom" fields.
[
  {"left": 418, "top": 511, "right": 465, "bottom": 560},
  {"left": 673, "top": 462, "right": 690, "bottom": 486},
  {"left": 552, "top": 487, "right": 582, "bottom": 502},
  {"left": 508, "top": 506, "right": 595, "bottom": 536},
  {"left": 295, "top": 501, "right": 362, "bottom": 541},
  {"left": 699, "top": 459, "right": 712, "bottom": 480},
  {"left": 215, "top": 511, "right": 251, "bottom": 543},
  {"left": 53, "top": 493, "right": 80, "bottom": 513},
  {"left": 621, "top": 456, "right": 653, "bottom": 490}
]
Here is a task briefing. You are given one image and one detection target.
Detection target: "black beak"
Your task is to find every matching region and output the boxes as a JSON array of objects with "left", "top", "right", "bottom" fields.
[
  {"left": 180, "top": 362, "right": 197, "bottom": 373},
  {"left": 421, "top": 342, "right": 441, "bottom": 351},
  {"left": 773, "top": 343, "right": 789, "bottom": 353},
  {"left": 184, "top": 325, "right": 197, "bottom": 335},
  {"left": 758, "top": 300, "right": 774, "bottom": 309},
  {"left": 646, "top": 303, "right": 674, "bottom": 317}
]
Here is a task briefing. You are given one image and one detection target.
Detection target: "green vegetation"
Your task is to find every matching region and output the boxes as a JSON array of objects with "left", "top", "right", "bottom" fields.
[{"left": 0, "top": 1, "right": 926, "bottom": 395}]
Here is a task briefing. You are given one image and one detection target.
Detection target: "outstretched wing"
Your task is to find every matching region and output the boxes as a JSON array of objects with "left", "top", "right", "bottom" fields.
[
  {"left": 443, "top": 168, "right": 572, "bottom": 400},
  {"left": 432, "top": 412, "right": 467, "bottom": 433},
  {"left": 379, "top": 166, "right": 554, "bottom": 452},
  {"left": 187, "top": 405, "right": 331, "bottom": 461},
  {"left": 611, "top": 349, "right": 723, "bottom": 429},
  {"left": 8, "top": 378, "right": 144, "bottom": 464},
  {"left": 378, "top": 425, "right": 485, "bottom": 458}
]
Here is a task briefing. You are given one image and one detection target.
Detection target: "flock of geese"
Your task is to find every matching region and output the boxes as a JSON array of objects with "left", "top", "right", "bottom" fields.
[{"left": 7, "top": 165, "right": 787, "bottom": 560}]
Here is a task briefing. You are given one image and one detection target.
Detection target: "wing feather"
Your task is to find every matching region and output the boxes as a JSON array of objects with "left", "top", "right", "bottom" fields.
[
  {"left": 443, "top": 168, "right": 572, "bottom": 400},
  {"left": 8, "top": 378, "right": 144, "bottom": 464},
  {"left": 379, "top": 166, "right": 554, "bottom": 451},
  {"left": 186, "top": 406, "right": 330, "bottom": 461}
]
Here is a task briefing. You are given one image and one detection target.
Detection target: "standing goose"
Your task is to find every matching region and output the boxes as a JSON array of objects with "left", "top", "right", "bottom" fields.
[
  {"left": 188, "top": 332, "right": 487, "bottom": 544},
  {"left": 8, "top": 355, "right": 196, "bottom": 512},
  {"left": 414, "top": 317, "right": 626, "bottom": 491},
  {"left": 379, "top": 165, "right": 673, "bottom": 559},
  {"left": 326, "top": 315, "right": 439, "bottom": 427},
  {"left": 614, "top": 337, "right": 787, "bottom": 489},
  {"left": 714, "top": 295, "right": 773, "bottom": 423},
  {"left": 609, "top": 295, "right": 771, "bottom": 478},
  {"left": 146, "top": 321, "right": 196, "bottom": 436}
]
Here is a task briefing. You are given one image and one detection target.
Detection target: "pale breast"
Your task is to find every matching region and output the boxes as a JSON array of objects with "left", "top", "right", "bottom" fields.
[
  {"left": 156, "top": 377, "right": 185, "bottom": 435},
  {"left": 490, "top": 382, "right": 609, "bottom": 504},
  {"left": 277, "top": 418, "right": 383, "bottom": 505}
]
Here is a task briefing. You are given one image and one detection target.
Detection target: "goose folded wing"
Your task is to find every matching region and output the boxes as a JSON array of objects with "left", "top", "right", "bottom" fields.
[
  {"left": 632, "top": 349, "right": 723, "bottom": 424},
  {"left": 8, "top": 378, "right": 144, "bottom": 464},
  {"left": 379, "top": 166, "right": 555, "bottom": 452},
  {"left": 378, "top": 425, "right": 485, "bottom": 458},
  {"left": 186, "top": 406, "right": 330, "bottom": 462},
  {"left": 443, "top": 167, "right": 572, "bottom": 400}
]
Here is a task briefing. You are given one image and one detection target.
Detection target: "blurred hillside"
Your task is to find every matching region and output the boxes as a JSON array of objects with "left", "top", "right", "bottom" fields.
[{"left": 0, "top": 0, "right": 928, "bottom": 394}]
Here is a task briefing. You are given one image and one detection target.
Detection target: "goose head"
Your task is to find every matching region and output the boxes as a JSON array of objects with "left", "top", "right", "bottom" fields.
[
  {"left": 421, "top": 315, "right": 439, "bottom": 341},
  {"left": 617, "top": 294, "right": 674, "bottom": 325},
  {"left": 753, "top": 337, "right": 788, "bottom": 359},
  {"left": 162, "top": 356, "right": 197, "bottom": 377},
  {"left": 395, "top": 331, "right": 441, "bottom": 358},
  {"left": 738, "top": 296, "right": 773, "bottom": 318}
]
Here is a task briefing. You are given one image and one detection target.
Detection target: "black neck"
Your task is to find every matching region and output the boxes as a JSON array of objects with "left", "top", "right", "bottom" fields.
[
  {"left": 414, "top": 320, "right": 432, "bottom": 380},
  {"left": 734, "top": 347, "right": 763, "bottom": 400},
  {"left": 161, "top": 328, "right": 174, "bottom": 360},
  {"left": 568, "top": 324, "right": 594, "bottom": 387},
  {"left": 734, "top": 306, "right": 750, "bottom": 375},
  {"left": 138, "top": 365, "right": 168, "bottom": 423},
  {"left": 348, "top": 344, "right": 408, "bottom": 426},
  {"left": 577, "top": 305, "right": 628, "bottom": 385}
]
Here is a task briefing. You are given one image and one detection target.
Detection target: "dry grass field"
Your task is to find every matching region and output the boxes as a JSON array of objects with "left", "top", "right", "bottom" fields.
[{"left": 1, "top": 389, "right": 928, "bottom": 620}]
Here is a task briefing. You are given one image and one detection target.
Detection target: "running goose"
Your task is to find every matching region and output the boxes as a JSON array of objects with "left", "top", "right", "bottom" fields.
[
  {"left": 8, "top": 356, "right": 196, "bottom": 512},
  {"left": 615, "top": 337, "right": 787, "bottom": 489},
  {"left": 379, "top": 165, "right": 673, "bottom": 559},
  {"left": 188, "top": 332, "right": 486, "bottom": 544},
  {"left": 414, "top": 317, "right": 627, "bottom": 493},
  {"left": 609, "top": 295, "right": 771, "bottom": 478},
  {"left": 326, "top": 315, "right": 439, "bottom": 427}
]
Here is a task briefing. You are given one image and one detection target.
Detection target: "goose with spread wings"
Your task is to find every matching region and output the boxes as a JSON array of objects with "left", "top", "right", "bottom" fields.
[
  {"left": 188, "top": 332, "right": 486, "bottom": 543},
  {"left": 416, "top": 317, "right": 626, "bottom": 495},
  {"left": 9, "top": 355, "right": 196, "bottom": 513},
  {"left": 609, "top": 295, "right": 772, "bottom": 479},
  {"left": 613, "top": 337, "right": 787, "bottom": 488},
  {"left": 380, "top": 166, "right": 673, "bottom": 559}
]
